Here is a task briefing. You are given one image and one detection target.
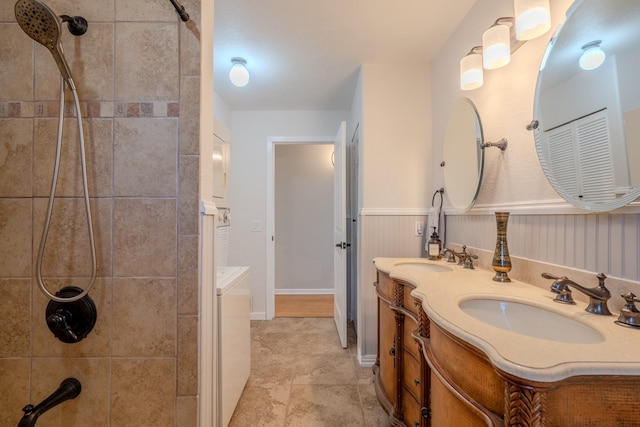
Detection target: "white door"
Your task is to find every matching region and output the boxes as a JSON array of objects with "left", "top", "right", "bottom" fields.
[{"left": 333, "top": 121, "right": 347, "bottom": 348}]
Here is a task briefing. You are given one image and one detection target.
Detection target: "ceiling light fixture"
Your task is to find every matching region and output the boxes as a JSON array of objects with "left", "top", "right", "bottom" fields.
[
  {"left": 514, "top": 0, "right": 551, "bottom": 41},
  {"left": 229, "top": 57, "right": 250, "bottom": 87},
  {"left": 460, "top": 47, "right": 484, "bottom": 91},
  {"left": 579, "top": 40, "right": 605, "bottom": 71}
]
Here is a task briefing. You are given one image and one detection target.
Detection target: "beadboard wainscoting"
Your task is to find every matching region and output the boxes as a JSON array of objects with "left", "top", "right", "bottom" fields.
[
  {"left": 358, "top": 210, "right": 428, "bottom": 365},
  {"left": 446, "top": 212, "right": 640, "bottom": 282}
]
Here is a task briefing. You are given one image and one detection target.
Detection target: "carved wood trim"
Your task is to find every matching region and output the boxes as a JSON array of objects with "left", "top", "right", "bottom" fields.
[
  {"left": 394, "top": 281, "right": 404, "bottom": 306},
  {"left": 504, "top": 384, "right": 546, "bottom": 427}
]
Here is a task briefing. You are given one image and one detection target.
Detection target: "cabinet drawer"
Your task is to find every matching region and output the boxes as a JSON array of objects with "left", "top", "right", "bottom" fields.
[
  {"left": 376, "top": 272, "right": 395, "bottom": 301},
  {"left": 402, "top": 389, "right": 423, "bottom": 427},
  {"left": 402, "top": 350, "right": 422, "bottom": 400},
  {"left": 401, "top": 282, "right": 419, "bottom": 316},
  {"left": 403, "top": 315, "right": 419, "bottom": 359}
]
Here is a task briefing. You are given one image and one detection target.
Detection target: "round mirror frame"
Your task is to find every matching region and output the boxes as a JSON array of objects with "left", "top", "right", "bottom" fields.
[{"left": 442, "top": 97, "right": 485, "bottom": 213}]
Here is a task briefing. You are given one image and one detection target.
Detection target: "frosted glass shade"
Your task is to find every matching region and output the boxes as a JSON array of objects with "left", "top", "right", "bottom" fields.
[
  {"left": 460, "top": 53, "right": 483, "bottom": 91},
  {"left": 515, "top": 0, "right": 551, "bottom": 40},
  {"left": 483, "top": 25, "right": 511, "bottom": 69},
  {"left": 579, "top": 44, "right": 605, "bottom": 70},
  {"left": 229, "top": 60, "right": 250, "bottom": 87}
]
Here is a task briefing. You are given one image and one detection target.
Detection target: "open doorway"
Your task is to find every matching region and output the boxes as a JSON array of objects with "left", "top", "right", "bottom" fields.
[{"left": 274, "top": 143, "right": 334, "bottom": 317}]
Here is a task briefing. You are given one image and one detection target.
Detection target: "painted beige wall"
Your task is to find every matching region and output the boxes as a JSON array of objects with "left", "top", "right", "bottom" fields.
[{"left": 361, "top": 63, "right": 432, "bottom": 209}]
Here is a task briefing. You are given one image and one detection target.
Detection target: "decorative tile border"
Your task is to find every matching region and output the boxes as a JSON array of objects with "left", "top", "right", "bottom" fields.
[{"left": 0, "top": 101, "right": 180, "bottom": 118}]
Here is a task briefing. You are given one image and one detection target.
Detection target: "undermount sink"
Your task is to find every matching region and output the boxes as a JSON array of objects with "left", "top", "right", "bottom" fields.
[
  {"left": 459, "top": 298, "right": 605, "bottom": 344},
  {"left": 394, "top": 262, "right": 453, "bottom": 273}
]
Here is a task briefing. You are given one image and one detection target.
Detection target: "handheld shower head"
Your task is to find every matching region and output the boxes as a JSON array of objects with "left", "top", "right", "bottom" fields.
[{"left": 14, "top": 0, "right": 74, "bottom": 83}]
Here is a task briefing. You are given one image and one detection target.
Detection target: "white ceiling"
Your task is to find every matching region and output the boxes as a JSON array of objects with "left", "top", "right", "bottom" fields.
[{"left": 213, "top": 0, "right": 477, "bottom": 111}]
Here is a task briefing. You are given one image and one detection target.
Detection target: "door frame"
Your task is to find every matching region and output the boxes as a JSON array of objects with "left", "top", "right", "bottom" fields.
[{"left": 266, "top": 136, "right": 335, "bottom": 320}]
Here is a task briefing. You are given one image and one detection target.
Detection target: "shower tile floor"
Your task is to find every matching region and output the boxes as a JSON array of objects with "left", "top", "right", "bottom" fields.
[{"left": 229, "top": 318, "right": 389, "bottom": 427}]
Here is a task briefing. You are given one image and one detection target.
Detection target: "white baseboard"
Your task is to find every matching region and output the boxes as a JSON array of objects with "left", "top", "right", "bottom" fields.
[
  {"left": 357, "top": 354, "right": 376, "bottom": 367},
  {"left": 250, "top": 312, "right": 267, "bottom": 320},
  {"left": 275, "top": 289, "right": 334, "bottom": 295}
]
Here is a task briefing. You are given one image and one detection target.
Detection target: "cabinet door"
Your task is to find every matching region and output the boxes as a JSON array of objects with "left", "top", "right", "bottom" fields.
[
  {"left": 379, "top": 298, "right": 397, "bottom": 407},
  {"left": 430, "top": 371, "right": 488, "bottom": 427}
]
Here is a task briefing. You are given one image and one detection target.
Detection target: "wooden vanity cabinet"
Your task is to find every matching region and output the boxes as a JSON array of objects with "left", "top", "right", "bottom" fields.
[
  {"left": 374, "top": 270, "right": 430, "bottom": 427},
  {"left": 375, "top": 262, "right": 640, "bottom": 426}
]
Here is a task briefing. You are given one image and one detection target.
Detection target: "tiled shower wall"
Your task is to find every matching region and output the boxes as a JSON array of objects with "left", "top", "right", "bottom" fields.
[{"left": 0, "top": 0, "right": 201, "bottom": 425}]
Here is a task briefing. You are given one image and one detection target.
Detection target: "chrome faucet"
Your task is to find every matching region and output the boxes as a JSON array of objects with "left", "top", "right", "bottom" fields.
[
  {"left": 441, "top": 248, "right": 461, "bottom": 263},
  {"left": 541, "top": 272, "right": 612, "bottom": 315}
]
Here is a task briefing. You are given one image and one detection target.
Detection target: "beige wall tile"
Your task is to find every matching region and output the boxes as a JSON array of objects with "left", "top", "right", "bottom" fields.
[
  {"left": 179, "top": 0, "right": 202, "bottom": 77},
  {"left": 179, "top": 155, "right": 199, "bottom": 234},
  {"left": 0, "top": 199, "right": 32, "bottom": 277},
  {"left": 33, "top": 198, "right": 112, "bottom": 277},
  {"left": 0, "top": 359, "right": 30, "bottom": 426},
  {"left": 30, "top": 357, "right": 110, "bottom": 427},
  {"left": 179, "top": 76, "right": 200, "bottom": 154},
  {"left": 33, "top": 118, "right": 113, "bottom": 198},
  {"left": 111, "top": 358, "right": 176, "bottom": 426},
  {"left": 32, "top": 278, "right": 111, "bottom": 357},
  {"left": 115, "top": 0, "right": 176, "bottom": 22},
  {"left": 0, "top": 279, "right": 31, "bottom": 357},
  {"left": 115, "top": 23, "right": 179, "bottom": 101},
  {"left": 178, "top": 235, "right": 198, "bottom": 314},
  {"left": 176, "top": 396, "right": 198, "bottom": 427},
  {"left": 177, "top": 315, "right": 197, "bottom": 395},
  {"left": 113, "top": 198, "right": 177, "bottom": 277},
  {"left": 0, "top": 119, "right": 32, "bottom": 197},
  {"left": 113, "top": 118, "right": 177, "bottom": 197},
  {"left": 0, "top": 25, "right": 33, "bottom": 100},
  {"left": 43, "top": 0, "right": 115, "bottom": 22},
  {"left": 112, "top": 278, "right": 176, "bottom": 357},
  {"left": 35, "top": 24, "right": 114, "bottom": 101}
]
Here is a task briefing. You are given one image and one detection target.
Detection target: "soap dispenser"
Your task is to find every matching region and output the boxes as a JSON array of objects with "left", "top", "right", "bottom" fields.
[{"left": 427, "top": 227, "right": 442, "bottom": 260}]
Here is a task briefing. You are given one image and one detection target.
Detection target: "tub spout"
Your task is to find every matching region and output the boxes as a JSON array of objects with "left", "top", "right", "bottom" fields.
[{"left": 17, "top": 378, "right": 81, "bottom": 427}]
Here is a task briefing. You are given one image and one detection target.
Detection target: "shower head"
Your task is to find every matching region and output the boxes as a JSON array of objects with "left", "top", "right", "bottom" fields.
[{"left": 14, "top": 0, "right": 73, "bottom": 83}]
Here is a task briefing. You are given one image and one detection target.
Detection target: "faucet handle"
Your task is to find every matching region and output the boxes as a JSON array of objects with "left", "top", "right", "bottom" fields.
[
  {"left": 553, "top": 285, "right": 576, "bottom": 305},
  {"left": 615, "top": 292, "right": 640, "bottom": 328},
  {"left": 541, "top": 272, "right": 561, "bottom": 280}
]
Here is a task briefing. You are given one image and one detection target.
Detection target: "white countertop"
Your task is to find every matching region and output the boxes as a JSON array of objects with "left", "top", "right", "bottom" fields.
[{"left": 373, "top": 257, "right": 640, "bottom": 383}]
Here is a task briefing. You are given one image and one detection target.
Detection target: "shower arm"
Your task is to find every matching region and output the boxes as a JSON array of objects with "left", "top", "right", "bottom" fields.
[{"left": 169, "top": 0, "right": 190, "bottom": 22}]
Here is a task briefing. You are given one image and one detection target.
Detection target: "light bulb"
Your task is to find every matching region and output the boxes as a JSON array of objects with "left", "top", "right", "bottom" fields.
[
  {"left": 483, "top": 24, "right": 511, "bottom": 69},
  {"left": 460, "top": 53, "right": 483, "bottom": 91},
  {"left": 229, "top": 58, "right": 249, "bottom": 87},
  {"left": 514, "top": 0, "right": 551, "bottom": 41}
]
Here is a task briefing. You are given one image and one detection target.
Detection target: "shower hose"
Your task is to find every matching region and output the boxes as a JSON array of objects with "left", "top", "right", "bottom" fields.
[{"left": 36, "top": 77, "right": 97, "bottom": 303}]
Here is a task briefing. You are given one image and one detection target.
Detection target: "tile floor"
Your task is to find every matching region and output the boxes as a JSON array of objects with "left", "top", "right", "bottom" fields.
[{"left": 229, "top": 318, "right": 389, "bottom": 427}]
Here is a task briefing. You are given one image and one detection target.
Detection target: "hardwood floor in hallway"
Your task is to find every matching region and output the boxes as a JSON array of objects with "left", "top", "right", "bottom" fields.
[
  {"left": 228, "top": 318, "right": 388, "bottom": 426},
  {"left": 275, "top": 295, "right": 334, "bottom": 317}
]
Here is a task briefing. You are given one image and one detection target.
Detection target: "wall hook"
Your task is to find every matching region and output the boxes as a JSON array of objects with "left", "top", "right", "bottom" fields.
[
  {"left": 481, "top": 138, "right": 508, "bottom": 151},
  {"left": 526, "top": 120, "right": 539, "bottom": 130}
]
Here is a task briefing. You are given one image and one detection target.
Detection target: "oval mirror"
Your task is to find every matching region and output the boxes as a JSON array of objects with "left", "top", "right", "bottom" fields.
[
  {"left": 442, "top": 97, "right": 484, "bottom": 213},
  {"left": 533, "top": 0, "right": 640, "bottom": 212}
]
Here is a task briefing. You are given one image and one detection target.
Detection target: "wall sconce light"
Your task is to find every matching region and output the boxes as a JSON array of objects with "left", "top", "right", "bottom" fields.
[
  {"left": 579, "top": 40, "right": 605, "bottom": 71},
  {"left": 514, "top": 0, "right": 551, "bottom": 41},
  {"left": 229, "top": 57, "right": 250, "bottom": 87},
  {"left": 460, "top": 47, "right": 483, "bottom": 91},
  {"left": 483, "top": 22, "right": 511, "bottom": 69},
  {"left": 459, "top": 1, "right": 551, "bottom": 91}
]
